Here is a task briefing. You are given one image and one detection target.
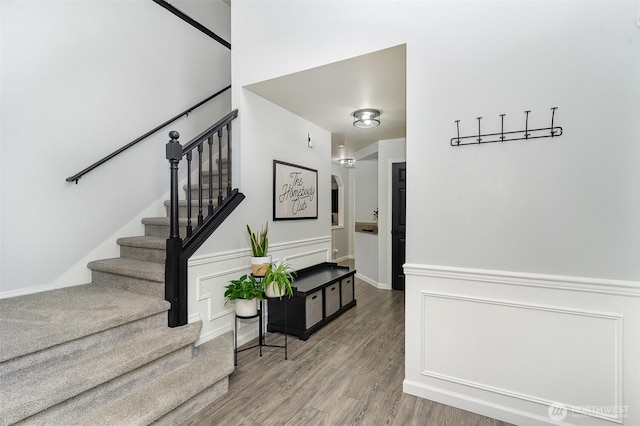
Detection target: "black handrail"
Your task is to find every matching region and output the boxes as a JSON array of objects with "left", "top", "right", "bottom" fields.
[
  {"left": 181, "top": 109, "right": 238, "bottom": 154},
  {"left": 66, "top": 85, "right": 231, "bottom": 184},
  {"left": 152, "top": 0, "right": 231, "bottom": 50}
]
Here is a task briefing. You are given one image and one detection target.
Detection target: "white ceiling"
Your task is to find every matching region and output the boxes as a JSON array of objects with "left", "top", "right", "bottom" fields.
[{"left": 245, "top": 45, "right": 406, "bottom": 161}]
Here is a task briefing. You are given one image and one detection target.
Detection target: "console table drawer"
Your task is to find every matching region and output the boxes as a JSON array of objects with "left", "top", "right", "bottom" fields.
[
  {"left": 305, "top": 290, "right": 323, "bottom": 328},
  {"left": 325, "top": 282, "right": 340, "bottom": 317},
  {"left": 341, "top": 276, "right": 354, "bottom": 306}
]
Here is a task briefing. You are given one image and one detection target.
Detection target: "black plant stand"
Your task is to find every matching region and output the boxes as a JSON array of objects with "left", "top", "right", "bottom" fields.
[{"left": 234, "top": 296, "right": 287, "bottom": 366}]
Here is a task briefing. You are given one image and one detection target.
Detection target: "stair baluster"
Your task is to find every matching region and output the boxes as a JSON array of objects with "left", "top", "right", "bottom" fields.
[
  {"left": 208, "top": 135, "right": 214, "bottom": 215},
  {"left": 186, "top": 150, "right": 193, "bottom": 237},
  {"left": 197, "top": 142, "right": 204, "bottom": 226},
  {"left": 226, "top": 122, "right": 233, "bottom": 197},
  {"left": 217, "top": 128, "right": 224, "bottom": 206}
]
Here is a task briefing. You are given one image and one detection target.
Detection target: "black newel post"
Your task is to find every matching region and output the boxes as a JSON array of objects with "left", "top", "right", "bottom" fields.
[{"left": 165, "top": 131, "right": 187, "bottom": 327}]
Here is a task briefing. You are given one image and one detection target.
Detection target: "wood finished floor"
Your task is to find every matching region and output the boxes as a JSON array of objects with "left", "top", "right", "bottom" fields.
[{"left": 181, "top": 270, "right": 512, "bottom": 426}]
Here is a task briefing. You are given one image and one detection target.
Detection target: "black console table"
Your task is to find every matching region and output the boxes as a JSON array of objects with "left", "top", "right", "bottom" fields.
[
  {"left": 234, "top": 296, "right": 287, "bottom": 366},
  {"left": 267, "top": 262, "right": 356, "bottom": 340}
]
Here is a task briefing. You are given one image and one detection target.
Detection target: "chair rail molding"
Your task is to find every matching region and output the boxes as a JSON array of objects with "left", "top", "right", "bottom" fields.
[{"left": 403, "top": 264, "right": 640, "bottom": 298}]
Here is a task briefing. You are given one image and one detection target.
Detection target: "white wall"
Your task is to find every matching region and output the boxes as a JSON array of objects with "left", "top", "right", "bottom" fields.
[
  {"left": 170, "top": 0, "right": 231, "bottom": 41},
  {"left": 0, "top": 0, "right": 231, "bottom": 296},
  {"left": 330, "top": 163, "right": 353, "bottom": 262},
  {"left": 353, "top": 158, "right": 379, "bottom": 284},
  {"left": 187, "top": 89, "right": 333, "bottom": 346},
  {"left": 353, "top": 138, "right": 406, "bottom": 289},
  {"left": 232, "top": 2, "right": 640, "bottom": 425},
  {"left": 354, "top": 232, "right": 378, "bottom": 284},
  {"left": 231, "top": 0, "right": 640, "bottom": 282},
  {"left": 354, "top": 159, "right": 378, "bottom": 222},
  {"left": 0, "top": 0, "right": 4, "bottom": 292}
]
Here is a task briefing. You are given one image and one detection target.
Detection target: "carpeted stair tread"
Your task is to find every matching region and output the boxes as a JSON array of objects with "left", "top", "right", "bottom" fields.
[
  {"left": 0, "top": 284, "right": 168, "bottom": 363},
  {"left": 162, "top": 199, "right": 220, "bottom": 208},
  {"left": 163, "top": 199, "right": 203, "bottom": 206},
  {"left": 20, "top": 331, "right": 234, "bottom": 426},
  {"left": 117, "top": 236, "right": 166, "bottom": 250},
  {"left": 81, "top": 331, "right": 234, "bottom": 426},
  {"left": 0, "top": 322, "right": 202, "bottom": 425},
  {"left": 142, "top": 217, "right": 190, "bottom": 226},
  {"left": 87, "top": 258, "right": 164, "bottom": 282},
  {"left": 183, "top": 182, "right": 229, "bottom": 191},
  {"left": 117, "top": 236, "right": 167, "bottom": 264}
]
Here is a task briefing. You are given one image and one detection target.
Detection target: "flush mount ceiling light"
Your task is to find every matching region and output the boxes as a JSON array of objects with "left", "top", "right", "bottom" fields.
[
  {"left": 352, "top": 109, "right": 381, "bottom": 129},
  {"left": 338, "top": 158, "right": 356, "bottom": 168}
]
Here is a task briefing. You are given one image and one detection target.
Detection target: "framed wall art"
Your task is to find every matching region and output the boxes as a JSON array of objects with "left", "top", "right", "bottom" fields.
[{"left": 273, "top": 160, "right": 318, "bottom": 220}]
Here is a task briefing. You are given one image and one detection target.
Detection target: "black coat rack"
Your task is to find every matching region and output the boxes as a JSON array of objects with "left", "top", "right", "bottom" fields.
[{"left": 451, "top": 107, "right": 563, "bottom": 146}]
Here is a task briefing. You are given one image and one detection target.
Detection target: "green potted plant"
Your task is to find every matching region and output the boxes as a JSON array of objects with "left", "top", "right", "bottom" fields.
[
  {"left": 224, "top": 274, "right": 264, "bottom": 317},
  {"left": 247, "top": 222, "right": 270, "bottom": 276},
  {"left": 263, "top": 261, "right": 296, "bottom": 299}
]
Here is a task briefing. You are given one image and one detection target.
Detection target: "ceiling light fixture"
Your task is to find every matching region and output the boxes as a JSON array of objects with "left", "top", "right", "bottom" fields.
[
  {"left": 338, "top": 158, "right": 356, "bottom": 168},
  {"left": 352, "top": 109, "right": 381, "bottom": 129}
]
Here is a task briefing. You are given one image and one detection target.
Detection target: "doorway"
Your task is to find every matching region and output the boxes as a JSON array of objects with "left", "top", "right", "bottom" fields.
[{"left": 391, "top": 162, "right": 406, "bottom": 290}]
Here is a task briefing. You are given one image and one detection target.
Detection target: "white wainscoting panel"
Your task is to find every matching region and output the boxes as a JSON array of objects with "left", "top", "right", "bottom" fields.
[
  {"left": 188, "top": 236, "right": 331, "bottom": 347},
  {"left": 404, "top": 264, "right": 640, "bottom": 426}
]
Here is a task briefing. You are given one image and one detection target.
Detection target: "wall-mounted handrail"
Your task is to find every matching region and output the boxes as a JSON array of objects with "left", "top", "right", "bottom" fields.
[
  {"left": 152, "top": 0, "right": 231, "bottom": 50},
  {"left": 65, "top": 85, "right": 231, "bottom": 184}
]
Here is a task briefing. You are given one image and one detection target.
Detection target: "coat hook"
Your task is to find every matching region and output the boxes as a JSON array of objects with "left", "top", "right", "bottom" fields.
[
  {"left": 450, "top": 106, "right": 562, "bottom": 146},
  {"left": 524, "top": 110, "right": 531, "bottom": 139},
  {"left": 550, "top": 107, "right": 558, "bottom": 136}
]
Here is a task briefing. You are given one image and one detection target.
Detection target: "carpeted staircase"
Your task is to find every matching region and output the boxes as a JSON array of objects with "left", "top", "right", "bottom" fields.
[{"left": 0, "top": 167, "right": 236, "bottom": 425}]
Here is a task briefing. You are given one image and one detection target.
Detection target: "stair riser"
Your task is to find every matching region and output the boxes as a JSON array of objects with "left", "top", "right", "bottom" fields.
[
  {"left": 152, "top": 378, "right": 228, "bottom": 425},
  {"left": 200, "top": 171, "right": 228, "bottom": 186},
  {"left": 144, "top": 223, "right": 188, "bottom": 238},
  {"left": 120, "top": 245, "right": 166, "bottom": 264},
  {"left": 18, "top": 345, "right": 195, "bottom": 426},
  {"left": 164, "top": 202, "right": 220, "bottom": 218},
  {"left": 186, "top": 189, "right": 227, "bottom": 207},
  {"left": 0, "top": 312, "right": 166, "bottom": 379},
  {"left": 92, "top": 272, "right": 164, "bottom": 299},
  {"left": 187, "top": 173, "right": 227, "bottom": 187},
  {"left": 186, "top": 186, "right": 229, "bottom": 202}
]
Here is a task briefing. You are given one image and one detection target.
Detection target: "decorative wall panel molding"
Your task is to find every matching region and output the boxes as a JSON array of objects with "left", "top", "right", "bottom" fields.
[
  {"left": 420, "top": 291, "right": 623, "bottom": 423},
  {"left": 403, "top": 264, "right": 639, "bottom": 426},
  {"left": 188, "top": 236, "right": 332, "bottom": 347}
]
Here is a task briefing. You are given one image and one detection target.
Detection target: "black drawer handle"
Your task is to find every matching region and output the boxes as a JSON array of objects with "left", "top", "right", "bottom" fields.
[
  {"left": 331, "top": 287, "right": 336, "bottom": 291},
  {"left": 312, "top": 295, "right": 317, "bottom": 300}
]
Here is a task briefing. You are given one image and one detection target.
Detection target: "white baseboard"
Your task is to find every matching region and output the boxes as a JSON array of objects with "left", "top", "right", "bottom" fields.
[
  {"left": 355, "top": 272, "right": 390, "bottom": 290},
  {"left": 403, "top": 379, "right": 557, "bottom": 426},
  {"left": 355, "top": 272, "right": 378, "bottom": 287},
  {"left": 332, "top": 254, "right": 354, "bottom": 263},
  {"left": 0, "top": 281, "right": 81, "bottom": 299}
]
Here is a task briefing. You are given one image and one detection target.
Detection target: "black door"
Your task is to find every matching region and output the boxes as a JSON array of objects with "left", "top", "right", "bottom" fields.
[{"left": 391, "top": 162, "right": 406, "bottom": 291}]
